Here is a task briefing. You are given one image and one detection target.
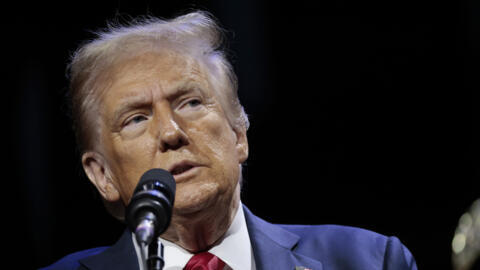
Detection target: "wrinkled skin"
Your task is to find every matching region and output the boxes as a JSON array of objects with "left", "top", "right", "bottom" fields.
[{"left": 81, "top": 51, "right": 248, "bottom": 252}]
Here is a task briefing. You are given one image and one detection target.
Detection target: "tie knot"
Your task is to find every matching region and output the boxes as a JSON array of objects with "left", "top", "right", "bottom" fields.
[{"left": 184, "top": 252, "right": 226, "bottom": 270}]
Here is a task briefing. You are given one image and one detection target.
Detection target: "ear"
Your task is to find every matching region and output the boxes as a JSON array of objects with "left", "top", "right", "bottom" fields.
[
  {"left": 233, "top": 125, "right": 249, "bottom": 164},
  {"left": 82, "top": 151, "right": 121, "bottom": 202}
]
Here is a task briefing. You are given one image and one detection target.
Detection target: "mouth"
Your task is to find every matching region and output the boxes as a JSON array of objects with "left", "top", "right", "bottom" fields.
[
  {"left": 170, "top": 164, "right": 194, "bottom": 175},
  {"left": 168, "top": 161, "right": 201, "bottom": 180}
]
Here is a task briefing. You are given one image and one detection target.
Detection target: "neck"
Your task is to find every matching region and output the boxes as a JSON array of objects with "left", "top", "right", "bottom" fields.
[{"left": 161, "top": 185, "right": 241, "bottom": 253}]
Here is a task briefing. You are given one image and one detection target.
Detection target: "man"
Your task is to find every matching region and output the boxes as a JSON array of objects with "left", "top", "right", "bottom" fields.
[{"left": 42, "top": 11, "right": 417, "bottom": 270}]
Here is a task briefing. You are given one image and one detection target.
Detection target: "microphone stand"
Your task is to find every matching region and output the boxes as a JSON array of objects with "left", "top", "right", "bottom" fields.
[
  {"left": 147, "top": 238, "right": 165, "bottom": 270},
  {"left": 138, "top": 238, "right": 164, "bottom": 270}
]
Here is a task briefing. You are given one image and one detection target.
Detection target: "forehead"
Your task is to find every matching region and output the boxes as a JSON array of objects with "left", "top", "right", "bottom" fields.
[{"left": 102, "top": 51, "right": 211, "bottom": 98}]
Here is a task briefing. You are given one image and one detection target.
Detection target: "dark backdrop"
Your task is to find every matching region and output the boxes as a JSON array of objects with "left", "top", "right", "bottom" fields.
[{"left": 4, "top": 1, "right": 479, "bottom": 269}]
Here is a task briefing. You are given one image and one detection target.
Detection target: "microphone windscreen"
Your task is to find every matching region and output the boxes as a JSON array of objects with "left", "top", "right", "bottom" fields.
[{"left": 136, "top": 168, "right": 176, "bottom": 200}]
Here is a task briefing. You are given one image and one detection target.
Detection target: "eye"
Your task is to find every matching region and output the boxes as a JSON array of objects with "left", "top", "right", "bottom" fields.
[
  {"left": 187, "top": 99, "right": 201, "bottom": 107},
  {"left": 179, "top": 98, "right": 202, "bottom": 110},
  {"left": 125, "top": 114, "right": 148, "bottom": 126}
]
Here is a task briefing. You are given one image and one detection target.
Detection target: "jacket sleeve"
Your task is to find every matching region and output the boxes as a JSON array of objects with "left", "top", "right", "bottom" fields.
[{"left": 383, "top": 236, "right": 418, "bottom": 270}]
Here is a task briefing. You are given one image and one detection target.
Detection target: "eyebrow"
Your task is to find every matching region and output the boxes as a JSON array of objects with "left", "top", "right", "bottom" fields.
[
  {"left": 165, "top": 84, "right": 202, "bottom": 102},
  {"left": 111, "top": 95, "right": 152, "bottom": 124}
]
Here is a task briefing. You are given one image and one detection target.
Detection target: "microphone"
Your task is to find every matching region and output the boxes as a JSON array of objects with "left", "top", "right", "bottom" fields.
[{"left": 126, "top": 168, "right": 176, "bottom": 246}]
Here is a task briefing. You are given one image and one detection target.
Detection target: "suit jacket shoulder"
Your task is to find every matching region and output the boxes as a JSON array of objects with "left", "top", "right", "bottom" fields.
[
  {"left": 38, "top": 229, "right": 138, "bottom": 270},
  {"left": 38, "top": 247, "right": 108, "bottom": 270},
  {"left": 281, "top": 224, "right": 417, "bottom": 270},
  {"left": 243, "top": 206, "right": 417, "bottom": 270}
]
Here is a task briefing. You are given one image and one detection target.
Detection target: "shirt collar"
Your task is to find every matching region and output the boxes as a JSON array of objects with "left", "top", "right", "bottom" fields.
[
  {"left": 208, "top": 205, "right": 255, "bottom": 270},
  {"left": 133, "top": 203, "right": 255, "bottom": 270}
]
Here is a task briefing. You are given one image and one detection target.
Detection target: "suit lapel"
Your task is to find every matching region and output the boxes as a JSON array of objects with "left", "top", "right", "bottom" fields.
[
  {"left": 243, "top": 206, "right": 323, "bottom": 270},
  {"left": 78, "top": 229, "right": 139, "bottom": 270}
]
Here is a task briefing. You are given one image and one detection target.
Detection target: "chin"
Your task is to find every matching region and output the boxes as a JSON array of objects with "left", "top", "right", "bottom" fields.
[{"left": 173, "top": 183, "right": 223, "bottom": 215}]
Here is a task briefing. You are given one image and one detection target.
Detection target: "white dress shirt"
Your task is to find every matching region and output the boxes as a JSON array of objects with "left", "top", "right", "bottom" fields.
[{"left": 133, "top": 204, "right": 256, "bottom": 270}]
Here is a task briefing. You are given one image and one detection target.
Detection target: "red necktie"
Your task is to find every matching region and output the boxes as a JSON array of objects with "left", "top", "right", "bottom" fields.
[{"left": 184, "top": 252, "right": 226, "bottom": 270}]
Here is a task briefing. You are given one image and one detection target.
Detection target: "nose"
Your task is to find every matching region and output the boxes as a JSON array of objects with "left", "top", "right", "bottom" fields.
[{"left": 155, "top": 107, "right": 189, "bottom": 152}]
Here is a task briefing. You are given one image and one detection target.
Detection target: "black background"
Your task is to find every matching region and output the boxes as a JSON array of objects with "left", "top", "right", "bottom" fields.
[{"left": 4, "top": 1, "right": 480, "bottom": 269}]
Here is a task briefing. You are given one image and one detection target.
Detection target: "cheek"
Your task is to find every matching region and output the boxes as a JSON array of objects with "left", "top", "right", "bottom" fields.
[
  {"left": 107, "top": 134, "right": 158, "bottom": 202},
  {"left": 193, "top": 114, "right": 240, "bottom": 185},
  {"left": 194, "top": 114, "right": 237, "bottom": 160}
]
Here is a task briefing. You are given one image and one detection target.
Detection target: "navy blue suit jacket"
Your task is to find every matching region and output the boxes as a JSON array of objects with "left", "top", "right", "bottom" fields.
[{"left": 41, "top": 205, "right": 417, "bottom": 270}]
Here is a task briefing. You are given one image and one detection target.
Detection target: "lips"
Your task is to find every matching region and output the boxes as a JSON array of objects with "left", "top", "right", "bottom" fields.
[
  {"left": 168, "top": 161, "right": 201, "bottom": 178},
  {"left": 170, "top": 163, "right": 194, "bottom": 175}
]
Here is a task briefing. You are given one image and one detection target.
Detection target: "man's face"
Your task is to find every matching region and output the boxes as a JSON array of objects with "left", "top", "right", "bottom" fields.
[{"left": 88, "top": 51, "right": 248, "bottom": 215}]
